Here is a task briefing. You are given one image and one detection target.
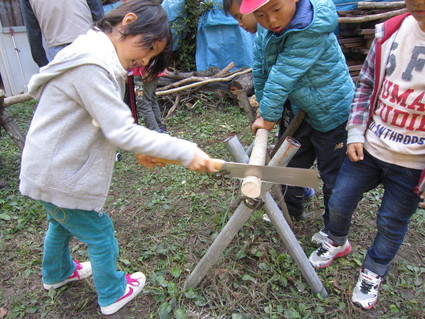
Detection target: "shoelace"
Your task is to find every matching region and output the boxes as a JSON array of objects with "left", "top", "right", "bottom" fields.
[
  {"left": 360, "top": 279, "right": 374, "bottom": 294},
  {"left": 317, "top": 241, "right": 333, "bottom": 256},
  {"left": 75, "top": 260, "right": 82, "bottom": 270},
  {"left": 69, "top": 260, "right": 83, "bottom": 279},
  {"left": 126, "top": 274, "right": 141, "bottom": 286},
  {"left": 317, "top": 246, "right": 329, "bottom": 256},
  {"left": 359, "top": 272, "right": 380, "bottom": 294}
]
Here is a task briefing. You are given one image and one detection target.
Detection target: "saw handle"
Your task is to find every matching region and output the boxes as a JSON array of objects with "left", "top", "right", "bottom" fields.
[{"left": 135, "top": 154, "right": 225, "bottom": 171}]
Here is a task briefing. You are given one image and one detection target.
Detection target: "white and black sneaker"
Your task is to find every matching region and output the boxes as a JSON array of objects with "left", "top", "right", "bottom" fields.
[
  {"left": 311, "top": 227, "right": 329, "bottom": 246},
  {"left": 352, "top": 268, "right": 382, "bottom": 309},
  {"left": 309, "top": 238, "right": 351, "bottom": 268}
]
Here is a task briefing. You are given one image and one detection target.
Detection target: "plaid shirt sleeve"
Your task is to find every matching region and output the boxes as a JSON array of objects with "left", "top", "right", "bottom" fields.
[{"left": 347, "top": 39, "right": 377, "bottom": 130}]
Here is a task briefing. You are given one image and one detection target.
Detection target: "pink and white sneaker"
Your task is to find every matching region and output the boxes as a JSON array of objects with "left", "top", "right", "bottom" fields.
[
  {"left": 309, "top": 238, "right": 351, "bottom": 268},
  {"left": 100, "top": 272, "right": 146, "bottom": 315},
  {"left": 43, "top": 260, "right": 92, "bottom": 289},
  {"left": 352, "top": 268, "right": 382, "bottom": 309}
]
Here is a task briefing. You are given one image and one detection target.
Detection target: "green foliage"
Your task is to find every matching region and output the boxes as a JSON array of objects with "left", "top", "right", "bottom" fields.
[{"left": 170, "top": 0, "right": 215, "bottom": 71}]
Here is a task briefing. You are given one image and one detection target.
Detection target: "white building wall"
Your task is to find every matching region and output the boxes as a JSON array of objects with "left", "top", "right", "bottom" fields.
[{"left": 0, "top": 24, "right": 39, "bottom": 96}]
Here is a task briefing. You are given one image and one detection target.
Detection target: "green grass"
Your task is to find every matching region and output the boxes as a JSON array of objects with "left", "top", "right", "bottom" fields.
[{"left": 0, "top": 94, "right": 424, "bottom": 318}]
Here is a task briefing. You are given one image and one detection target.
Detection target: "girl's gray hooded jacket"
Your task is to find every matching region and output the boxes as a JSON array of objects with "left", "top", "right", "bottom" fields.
[
  {"left": 19, "top": 29, "right": 197, "bottom": 212},
  {"left": 253, "top": 0, "right": 354, "bottom": 132}
]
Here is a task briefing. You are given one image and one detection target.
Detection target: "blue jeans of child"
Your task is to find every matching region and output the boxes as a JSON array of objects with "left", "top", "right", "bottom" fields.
[
  {"left": 282, "top": 120, "right": 347, "bottom": 225},
  {"left": 327, "top": 152, "right": 422, "bottom": 277},
  {"left": 40, "top": 201, "right": 126, "bottom": 307}
]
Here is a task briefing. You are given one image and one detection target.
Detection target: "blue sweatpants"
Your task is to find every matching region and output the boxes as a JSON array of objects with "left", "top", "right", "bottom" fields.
[{"left": 40, "top": 201, "right": 126, "bottom": 307}]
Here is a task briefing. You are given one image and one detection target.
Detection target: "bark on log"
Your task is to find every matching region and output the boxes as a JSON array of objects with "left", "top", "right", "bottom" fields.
[
  {"left": 165, "top": 66, "right": 221, "bottom": 80},
  {"left": 164, "top": 62, "right": 235, "bottom": 81},
  {"left": 158, "top": 75, "right": 220, "bottom": 92},
  {"left": 4, "top": 93, "right": 32, "bottom": 108},
  {"left": 357, "top": 1, "right": 405, "bottom": 9},
  {"left": 158, "top": 62, "right": 239, "bottom": 92},
  {"left": 212, "top": 62, "right": 236, "bottom": 78},
  {"left": 0, "top": 90, "right": 26, "bottom": 150},
  {"left": 156, "top": 68, "right": 252, "bottom": 96},
  {"left": 236, "top": 90, "right": 256, "bottom": 124},
  {"left": 230, "top": 72, "right": 254, "bottom": 96},
  {"left": 157, "top": 78, "right": 230, "bottom": 91},
  {"left": 338, "top": 8, "right": 407, "bottom": 23}
]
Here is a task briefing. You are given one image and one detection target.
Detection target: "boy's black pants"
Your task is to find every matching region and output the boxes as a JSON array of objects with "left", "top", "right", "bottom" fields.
[{"left": 280, "top": 119, "right": 347, "bottom": 226}]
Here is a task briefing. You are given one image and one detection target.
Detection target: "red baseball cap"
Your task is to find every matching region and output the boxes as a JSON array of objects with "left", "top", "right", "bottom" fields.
[{"left": 240, "top": 0, "right": 270, "bottom": 14}]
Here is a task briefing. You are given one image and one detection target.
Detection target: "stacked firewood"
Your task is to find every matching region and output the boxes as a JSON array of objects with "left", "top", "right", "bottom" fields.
[{"left": 337, "top": 1, "right": 407, "bottom": 82}]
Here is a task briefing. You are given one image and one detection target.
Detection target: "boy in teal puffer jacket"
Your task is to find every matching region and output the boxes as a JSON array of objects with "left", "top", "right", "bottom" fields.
[{"left": 240, "top": 0, "right": 354, "bottom": 240}]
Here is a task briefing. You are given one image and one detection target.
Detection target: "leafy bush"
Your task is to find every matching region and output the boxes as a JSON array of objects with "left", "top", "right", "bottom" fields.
[{"left": 170, "top": 0, "right": 214, "bottom": 71}]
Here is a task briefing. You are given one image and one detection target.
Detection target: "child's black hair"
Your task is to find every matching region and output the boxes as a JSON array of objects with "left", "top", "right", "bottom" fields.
[
  {"left": 223, "top": 0, "right": 242, "bottom": 15},
  {"left": 95, "top": 0, "right": 172, "bottom": 79}
]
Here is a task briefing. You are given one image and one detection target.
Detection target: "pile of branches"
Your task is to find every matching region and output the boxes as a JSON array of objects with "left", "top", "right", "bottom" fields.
[
  {"left": 155, "top": 62, "right": 251, "bottom": 96},
  {"left": 140, "top": 62, "right": 253, "bottom": 123}
]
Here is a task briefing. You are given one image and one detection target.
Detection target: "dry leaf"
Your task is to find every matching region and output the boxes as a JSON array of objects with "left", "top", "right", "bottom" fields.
[{"left": 0, "top": 307, "right": 8, "bottom": 319}]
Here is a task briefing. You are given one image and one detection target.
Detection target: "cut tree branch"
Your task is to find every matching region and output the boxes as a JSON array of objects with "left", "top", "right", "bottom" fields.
[
  {"left": 338, "top": 8, "right": 407, "bottom": 23},
  {"left": 212, "top": 62, "right": 236, "bottom": 78},
  {"left": 156, "top": 68, "right": 252, "bottom": 96},
  {"left": 158, "top": 62, "right": 239, "bottom": 92},
  {"left": 4, "top": 93, "right": 32, "bottom": 108},
  {"left": 163, "top": 94, "right": 181, "bottom": 123},
  {"left": 357, "top": 1, "right": 405, "bottom": 9}
]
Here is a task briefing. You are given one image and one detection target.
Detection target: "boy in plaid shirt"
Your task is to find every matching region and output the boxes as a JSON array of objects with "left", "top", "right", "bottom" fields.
[{"left": 309, "top": 0, "right": 425, "bottom": 309}]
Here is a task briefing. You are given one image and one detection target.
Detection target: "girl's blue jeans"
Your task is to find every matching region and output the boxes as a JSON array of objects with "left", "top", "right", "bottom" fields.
[
  {"left": 327, "top": 151, "right": 422, "bottom": 277},
  {"left": 40, "top": 201, "right": 126, "bottom": 307}
]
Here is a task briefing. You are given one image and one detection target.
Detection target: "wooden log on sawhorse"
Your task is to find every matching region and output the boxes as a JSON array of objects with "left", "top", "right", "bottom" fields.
[
  {"left": 184, "top": 132, "right": 328, "bottom": 298},
  {"left": 235, "top": 108, "right": 307, "bottom": 226}
]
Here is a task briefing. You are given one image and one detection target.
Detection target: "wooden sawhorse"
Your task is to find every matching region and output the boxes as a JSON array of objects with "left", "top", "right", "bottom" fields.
[{"left": 184, "top": 122, "right": 328, "bottom": 298}]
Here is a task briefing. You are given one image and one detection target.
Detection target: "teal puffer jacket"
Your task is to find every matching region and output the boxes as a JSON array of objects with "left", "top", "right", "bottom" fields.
[{"left": 253, "top": 0, "right": 354, "bottom": 132}]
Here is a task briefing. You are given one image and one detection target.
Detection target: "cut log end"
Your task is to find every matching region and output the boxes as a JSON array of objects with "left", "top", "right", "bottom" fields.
[{"left": 241, "top": 176, "right": 262, "bottom": 198}]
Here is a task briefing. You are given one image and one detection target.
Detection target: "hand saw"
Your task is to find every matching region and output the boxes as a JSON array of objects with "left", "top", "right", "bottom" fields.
[{"left": 137, "top": 156, "right": 319, "bottom": 188}]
